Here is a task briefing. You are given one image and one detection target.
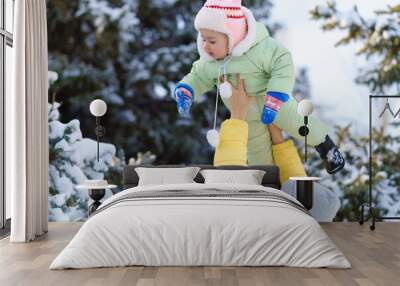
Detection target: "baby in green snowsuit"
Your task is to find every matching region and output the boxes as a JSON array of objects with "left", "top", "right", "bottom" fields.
[{"left": 174, "top": 0, "right": 345, "bottom": 174}]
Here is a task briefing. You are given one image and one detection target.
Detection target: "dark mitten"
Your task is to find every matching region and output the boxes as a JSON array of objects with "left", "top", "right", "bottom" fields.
[{"left": 315, "top": 135, "right": 345, "bottom": 174}]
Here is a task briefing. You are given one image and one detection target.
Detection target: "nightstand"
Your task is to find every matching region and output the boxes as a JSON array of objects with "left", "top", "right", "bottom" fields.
[
  {"left": 289, "top": 177, "right": 321, "bottom": 210},
  {"left": 77, "top": 182, "right": 117, "bottom": 215}
]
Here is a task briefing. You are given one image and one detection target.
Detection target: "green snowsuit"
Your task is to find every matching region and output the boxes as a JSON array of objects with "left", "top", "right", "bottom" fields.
[{"left": 180, "top": 22, "right": 329, "bottom": 165}]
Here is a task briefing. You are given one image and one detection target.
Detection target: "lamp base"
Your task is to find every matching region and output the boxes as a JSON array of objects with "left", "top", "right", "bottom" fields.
[
  {"left": 298, "top": 125, "right": 309, "bottom": 136},
  {"left": 88, "top": 189, "right": 105, "bottom": 215},
  {"left": 296, "top": 180, "right": 313, "bottom": 210},
  {"left": 290, "top": 177, "right": 321, "bottom": 210}
]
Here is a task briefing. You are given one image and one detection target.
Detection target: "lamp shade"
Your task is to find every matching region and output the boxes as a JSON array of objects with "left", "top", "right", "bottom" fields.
[
  {"left": 90, "top": 99, "right": 107, "bottom": 117},
  {"left": 298, "top": 99, "right": 314, "bottom": 117}
]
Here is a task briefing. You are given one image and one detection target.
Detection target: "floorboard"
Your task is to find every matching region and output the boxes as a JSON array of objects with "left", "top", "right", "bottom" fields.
[{"left": 0, "top": 222, "right": 398, "bottom": 286}]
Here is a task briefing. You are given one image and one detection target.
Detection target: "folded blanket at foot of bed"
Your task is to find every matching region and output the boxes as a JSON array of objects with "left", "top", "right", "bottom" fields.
[{"left": 50, "top": 183, "right": 351, "bottom": 269}]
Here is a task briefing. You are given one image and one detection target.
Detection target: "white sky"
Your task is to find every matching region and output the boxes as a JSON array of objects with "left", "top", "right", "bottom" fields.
[{"left": 270, "top": 0, "right": 399, "bottom": 131}]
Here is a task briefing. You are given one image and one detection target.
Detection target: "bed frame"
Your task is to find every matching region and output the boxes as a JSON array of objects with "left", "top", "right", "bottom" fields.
[{"left": 123, "top": 165, "right": 280, "bottom": 190}]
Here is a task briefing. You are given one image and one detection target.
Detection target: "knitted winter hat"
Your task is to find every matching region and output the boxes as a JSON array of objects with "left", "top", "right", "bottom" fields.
[{"left": 194, "top": 0, "right": 248, "bottom": 52}]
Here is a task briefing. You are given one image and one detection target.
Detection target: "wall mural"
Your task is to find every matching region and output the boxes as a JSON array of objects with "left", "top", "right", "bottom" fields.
[{"left": 47, "top": 0, "right": 400, "bottom": 221}]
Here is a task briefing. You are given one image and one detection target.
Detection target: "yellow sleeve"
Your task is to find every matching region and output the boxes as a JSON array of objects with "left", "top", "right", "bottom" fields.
[
  {"left": 272, "top": 139, "right": 306, "bottom": 184},
  {"left": 213, "top": 119, "right": 248, "bottom": 166}
]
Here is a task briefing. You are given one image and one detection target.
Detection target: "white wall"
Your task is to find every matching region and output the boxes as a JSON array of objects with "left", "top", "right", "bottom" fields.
[{"left": 5, "top": 44, "right": 12, "bottom": 219}]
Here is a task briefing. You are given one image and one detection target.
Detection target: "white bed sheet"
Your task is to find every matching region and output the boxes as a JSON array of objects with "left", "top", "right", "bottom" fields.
[{"left": 50, "top": 183, "right": 350, "bottom": 269}]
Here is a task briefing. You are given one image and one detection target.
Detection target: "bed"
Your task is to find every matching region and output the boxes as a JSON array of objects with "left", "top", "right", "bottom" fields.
[{"left": 50, "top": 165, "right": 351, "bottom": 269}]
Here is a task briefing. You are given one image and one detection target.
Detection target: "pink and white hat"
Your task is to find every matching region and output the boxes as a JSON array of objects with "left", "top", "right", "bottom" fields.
[{"left": 194, "top": 0, "right": 248, "bottom": 52}]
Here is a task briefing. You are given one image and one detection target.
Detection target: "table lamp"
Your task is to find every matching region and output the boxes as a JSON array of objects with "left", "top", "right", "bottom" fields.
[
  {"left": 89, "top": 99, "right": 107, "bottom": 162},
  {"left": 297, "top": 99, "right": 314, "bottom": 162}
]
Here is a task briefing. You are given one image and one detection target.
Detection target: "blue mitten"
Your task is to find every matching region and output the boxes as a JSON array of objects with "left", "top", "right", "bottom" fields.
[
  {"left": 174, "top": 83, "right": 195, "bottom": 116},
  {"left": 261, "top": 91, "right": 289, "bottom": 124}
]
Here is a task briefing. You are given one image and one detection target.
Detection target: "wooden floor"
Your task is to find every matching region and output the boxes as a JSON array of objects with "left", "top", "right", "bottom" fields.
[{"left": 0, "top": 222, "right": 398, "bottom": 286}]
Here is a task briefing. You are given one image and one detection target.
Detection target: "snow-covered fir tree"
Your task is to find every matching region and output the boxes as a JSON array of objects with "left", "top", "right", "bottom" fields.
[
  {"left": 310, "top": 2, "right": 400, "bottom": 93},
  {"left": 46, "top": 0, "right": 281, "bottom": 164},
  {"left": 48, "top": 101, "right": 116, "bottom": 221},
  {"left": 307, "top": 2, "right": 400, "bottom": 220},
  {"left": 293, "top": 68, "right": 311, "bottom": 101}
]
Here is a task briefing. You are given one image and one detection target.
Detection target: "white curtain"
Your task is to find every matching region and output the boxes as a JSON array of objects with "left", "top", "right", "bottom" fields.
[{"left": 8, "top": 0, "right": 49, "bottom": 242}]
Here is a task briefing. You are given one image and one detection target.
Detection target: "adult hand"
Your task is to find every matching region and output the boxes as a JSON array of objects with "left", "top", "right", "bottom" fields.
[
  {"left": 267, "top": 124, "right": 285, "bottom": 145},
  {"left": 220, "top": 74, "right": 252, "bottom": 120}
]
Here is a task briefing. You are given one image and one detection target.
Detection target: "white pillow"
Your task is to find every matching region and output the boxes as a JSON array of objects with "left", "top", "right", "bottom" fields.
[
  {"left": 135, "top": 167, "right": 200, "bottom": 186},
  {"left": 200, "top": 169, "right": 266, "bottom": 185}
]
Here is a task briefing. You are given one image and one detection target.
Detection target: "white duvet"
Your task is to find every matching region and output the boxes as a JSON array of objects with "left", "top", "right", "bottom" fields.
[{"left": 50, "top": 183, "right": 351, "bottom": 269}]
